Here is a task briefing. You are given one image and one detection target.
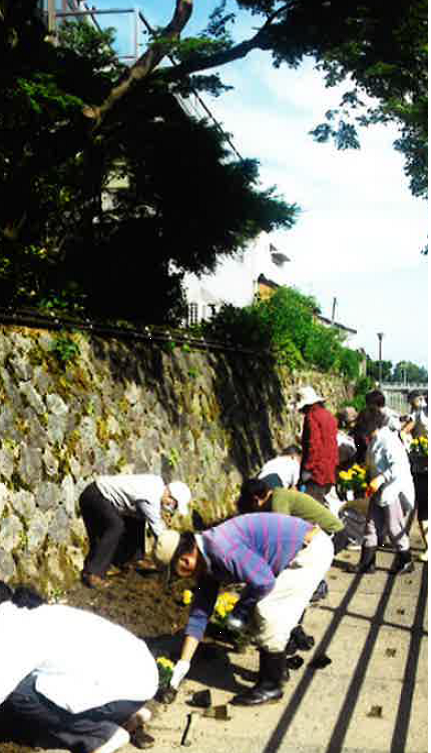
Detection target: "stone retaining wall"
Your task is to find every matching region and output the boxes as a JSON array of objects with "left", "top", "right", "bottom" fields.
[{"left": 0, "top": 324, "right": 351, "bottom": 592}]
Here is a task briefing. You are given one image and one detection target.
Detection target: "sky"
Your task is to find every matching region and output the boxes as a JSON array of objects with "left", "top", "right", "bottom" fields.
[{"left": 90, "top": 1, "right": 428, "bottom": 370}]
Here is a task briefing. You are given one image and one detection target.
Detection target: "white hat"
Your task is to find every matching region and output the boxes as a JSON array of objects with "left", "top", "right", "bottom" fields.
[
  {"left": 296, "top": 386, "right": 324, "bottom": 411},
  {"left": 167, "top": 481, "right": 191, "bottom": 516},
  {"left": 154, "top": 530, "right": 181, "bottom": 567}
]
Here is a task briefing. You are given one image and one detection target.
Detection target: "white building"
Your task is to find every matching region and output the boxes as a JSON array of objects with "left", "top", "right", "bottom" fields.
[{"left": 183, "top": 232, "right": 293, "bottom": 322}]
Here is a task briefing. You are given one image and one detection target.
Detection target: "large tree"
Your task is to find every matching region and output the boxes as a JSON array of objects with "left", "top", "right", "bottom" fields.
[
  {"left": 0, "top": 0, "right": 427, "bottom": 319},
  {"left": 86, "top": 0, "right": 427, "bottom": 198},
  {"left": 0, "top": 12, "right": 297, "bottom": 320}
]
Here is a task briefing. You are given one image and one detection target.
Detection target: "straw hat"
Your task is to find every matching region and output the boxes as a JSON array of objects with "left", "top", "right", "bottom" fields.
[{"left": 154, "top": 530, "right": 181, "bottom": 567}]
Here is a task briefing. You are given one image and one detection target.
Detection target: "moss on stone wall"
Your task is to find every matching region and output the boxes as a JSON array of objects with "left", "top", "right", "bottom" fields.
[{"left": 0, "top": 324, "right": 351, "bottom": 592}]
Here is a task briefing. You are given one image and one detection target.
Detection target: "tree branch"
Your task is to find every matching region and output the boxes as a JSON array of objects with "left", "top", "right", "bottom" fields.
[
  {"left": 157, "top": 29, "right": 272, "bottom": 85},
  {"left": 151, "top": 3, "right": 288, "bottom": 84},
  {"left": 83, "top": 0, "right": 193, "bottom": 128}
]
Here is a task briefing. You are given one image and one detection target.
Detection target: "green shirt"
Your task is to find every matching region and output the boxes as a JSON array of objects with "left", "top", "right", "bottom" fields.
[{"left": 272, "top": 488, "right": 343, "bottom": 534}]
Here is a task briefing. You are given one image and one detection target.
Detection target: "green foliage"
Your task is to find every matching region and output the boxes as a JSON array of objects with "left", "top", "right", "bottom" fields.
[
  {"left": 49, "top": 334, "right": 81, "bottom": 367},
  {"left": 57, "top": 20, "right": 123, "bottom": 80},
  {"left": 201, "top": 286, "right": 362, "bottom": 377},
  {"left": 200, "top": 303, "right": 272, "bottom": 350},
  {"left": 364, "top": 357, "right": 427, "bottom": 385},
  {"left": 365, "top": 357, "right": 393, "bottom": 383},
  {"left": 0, "top": 11, "right": 297, "bottom": 323},
  {"left": 391, "top": 360, "right": 428, "bottom": 384},
  {"left": 262, "top": 287, "right": 317, "bottom": 361},
  {"left": 349, "top": 375, "right": 376, "bottom": 412},
  {"left": 1, "top": 0, "right": 426, "bottom": 326},
  {"left": 164, "top": 0, "right": 427, "bottom": 198},
  {"left": 338, "top": 347, "right": 364, "bottom": 382}
]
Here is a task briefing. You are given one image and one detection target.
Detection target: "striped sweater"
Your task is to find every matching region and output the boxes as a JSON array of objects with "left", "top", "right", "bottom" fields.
[{"left": 186, "top": 513, "right": 312, "bottom": 640}]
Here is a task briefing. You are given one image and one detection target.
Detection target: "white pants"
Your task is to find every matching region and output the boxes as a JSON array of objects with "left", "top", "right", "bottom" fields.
[
  {"left": 254, "top": 530, "right": 334, "bottom": 652},
  {"left": 363, "top": 497, "right": 410, "bottom": 551}
]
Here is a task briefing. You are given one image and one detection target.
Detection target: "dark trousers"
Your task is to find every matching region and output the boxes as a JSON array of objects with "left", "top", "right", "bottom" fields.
[
  {"left": 0, "top": 674, "right": 142, "bottom": 753},
  {"left": 304, "top": 481, "right": 332, "bottom": 505},
  {"left": 413, "top": 472, "right": 428, "bottom": 522},
  {"left": 80, "top": 482, "right": 144, "bottom": 577}
]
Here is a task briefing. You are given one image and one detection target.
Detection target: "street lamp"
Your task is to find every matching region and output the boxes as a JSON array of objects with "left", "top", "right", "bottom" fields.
[{"left": 377, "top": 332, "right": 384, "bottom": 385}]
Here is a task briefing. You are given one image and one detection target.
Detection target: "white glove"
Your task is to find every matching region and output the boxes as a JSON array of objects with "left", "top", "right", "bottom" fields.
[
  {"left": 225, "top": 613, "right": 247, "bottom": 633},
  {"left": 170, "top": 659, "right": 190, "bottom": 690}
]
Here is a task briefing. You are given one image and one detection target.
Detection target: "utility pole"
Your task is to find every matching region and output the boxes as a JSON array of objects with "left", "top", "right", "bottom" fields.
[
  {"left": 377, "top": 332, "right": 384, "bottom": 385},
  {"left": 331, "top": 297, "right": 337, "bottom": 325}
]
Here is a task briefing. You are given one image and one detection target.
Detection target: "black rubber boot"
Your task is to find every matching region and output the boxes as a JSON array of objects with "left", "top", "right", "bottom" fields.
[
  {"left": 231, "top": 650, "right": 285, "bottom": 706},
  {"left": 346, "top": 546, "right": 377, "bottom": 574},
  {"left": 390, "top": 550, "right": 415, "bottom": 575}
]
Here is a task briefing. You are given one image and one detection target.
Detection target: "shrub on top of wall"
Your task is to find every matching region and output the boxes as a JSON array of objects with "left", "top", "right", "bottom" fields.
[{"left": 200, "top": 287, "right": 362, "bottom": 379}]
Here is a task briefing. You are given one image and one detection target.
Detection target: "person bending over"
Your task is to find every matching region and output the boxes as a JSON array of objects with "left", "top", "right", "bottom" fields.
[
  {"left": 80, "top": 473, "right": 191, "bottom": 587},
  {"left": 0, "top": 582, "right": 158, "bottom": 753},
  {"left": 258, "top": 445, "right": 302, "bottom": 489},
  {"left": 154, "top": 513, "right": 334, "bottom": 707}
]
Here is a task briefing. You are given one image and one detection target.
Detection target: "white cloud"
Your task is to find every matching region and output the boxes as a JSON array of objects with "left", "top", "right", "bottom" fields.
[{"left": 204, "top": 56, "right": 428, "bottom": 366}]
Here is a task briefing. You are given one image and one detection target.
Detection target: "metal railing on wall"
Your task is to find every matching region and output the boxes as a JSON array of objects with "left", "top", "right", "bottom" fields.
[{"left": 0, "top": 308, "right": 262, "bottom": 356}]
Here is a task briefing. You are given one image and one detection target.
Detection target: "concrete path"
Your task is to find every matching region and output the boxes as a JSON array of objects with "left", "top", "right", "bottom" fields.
[
  {"left": 146, "top": 524, "right": 428, "bottom": 753},
  {"left": 36, "top": 523, "right": 429, "bottom": 753}
]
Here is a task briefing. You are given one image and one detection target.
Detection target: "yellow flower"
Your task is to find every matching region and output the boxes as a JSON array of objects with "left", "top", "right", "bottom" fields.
[
  {"left": 213, "top": 591, "right": 239, "bottom": 624},
  {"left": 183, "top": 589, "right": 193, "bottom": 605},
  {"left": 157, "top": 656, "right": 174, "bottom": 671}
]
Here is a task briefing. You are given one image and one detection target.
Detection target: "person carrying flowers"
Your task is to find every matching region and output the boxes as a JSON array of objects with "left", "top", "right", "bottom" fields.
[
  {"left": 401, "top": 390, "right": 428, "bottom": 561},
  {"left": 347, "top": 407, "right": 415, "bottom": 575}
]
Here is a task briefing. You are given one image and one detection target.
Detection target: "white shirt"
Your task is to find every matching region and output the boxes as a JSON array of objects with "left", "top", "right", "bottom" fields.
[
  {"left": 410, "top": 408, "right": 428, "bottom": 438},
  {"left": 381, "top": 407, "right": 402, "bottom": 433},
  {"left": 96, "top": 473, "right": 166, "bottom": 536},
  {"left": 0, "top": 603, "right": 47, "bottom": 705},
  {"left": 258, "top": 456, "right": 300, "bottom": 488},
  {"left": 0, "top": 603, "right": 158, "bottom": 713},
  {"left": 337, "top": 430, "right": 357, "bottom": 465},
  {"left": 366, "top": 426, "right": 415, "bottom": 509}
]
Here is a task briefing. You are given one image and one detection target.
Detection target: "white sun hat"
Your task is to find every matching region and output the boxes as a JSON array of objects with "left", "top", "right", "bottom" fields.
[
  {"left": 167, "top": 481, "right": 191, "bottom": 516},
  {"left": 296, "top": 386, "right": 324, "bottom": 411}
]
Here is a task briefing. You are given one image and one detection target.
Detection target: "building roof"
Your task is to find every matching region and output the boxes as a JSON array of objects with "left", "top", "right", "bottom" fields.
[{"left": 317, "top": 315, "right": 357, "bottom": 335}]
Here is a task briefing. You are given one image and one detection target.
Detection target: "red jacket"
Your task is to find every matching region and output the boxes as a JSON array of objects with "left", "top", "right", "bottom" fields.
[{"left": 301, "top": 403, "right": 339, "bottom": 486}]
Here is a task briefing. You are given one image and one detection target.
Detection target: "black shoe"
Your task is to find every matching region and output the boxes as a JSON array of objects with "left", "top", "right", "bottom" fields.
[
  {"left": 291, "top": 625, "right": 315, "bottom": 651},
  {"left": 310, "top": 580, "right": 328, "bottom": 603},
  {"left": 390, "top": 551, "right": 415, "bottom": 575},
  {"left": 285, "top": 635, "right": 297, "bottom": 656},
  {"left": 231, "top": 683, "right": 283, "bottom": 706},
  {"left": 130, "top": 727, "right": 155, "bottom": 749},
  {"left": 346, "top": 546, "right": 376, "bottom": 574},
  {"left": 285, "top": 654, "right": 304, "bottom": 671}
]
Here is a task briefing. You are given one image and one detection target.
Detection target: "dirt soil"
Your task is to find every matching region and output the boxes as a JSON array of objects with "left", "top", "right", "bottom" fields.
[{"left": 1, "top": 567, "right": 194, "bottom": 753}]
